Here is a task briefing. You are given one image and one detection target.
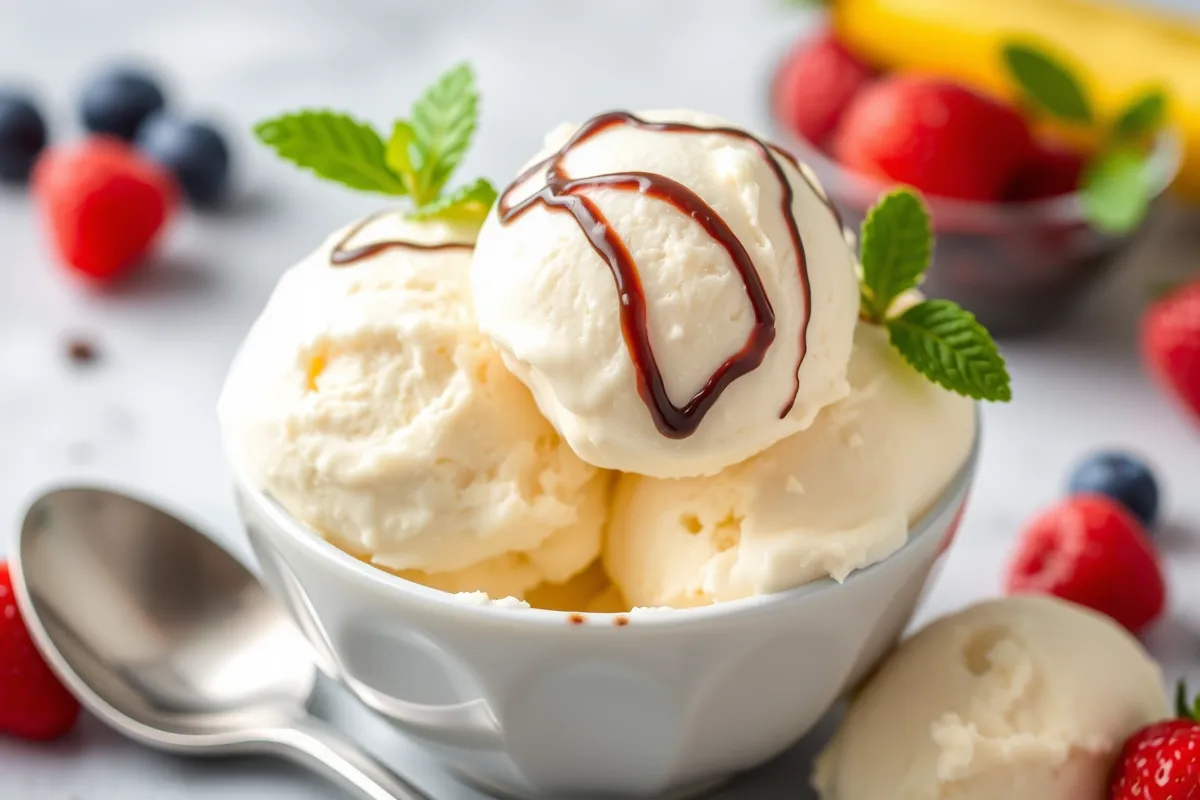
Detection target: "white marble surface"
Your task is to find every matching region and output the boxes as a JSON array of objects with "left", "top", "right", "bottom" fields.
[{"left": 1, "top": 0, "right": 1199, "bottom": 797}]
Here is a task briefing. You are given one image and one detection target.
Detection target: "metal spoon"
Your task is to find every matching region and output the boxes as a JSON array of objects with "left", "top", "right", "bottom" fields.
[{"left": 9, "top": 486, "right": 430, "bottom": 800}]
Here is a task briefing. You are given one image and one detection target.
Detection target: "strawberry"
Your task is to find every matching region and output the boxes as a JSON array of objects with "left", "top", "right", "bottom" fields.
[
  {"left": 1142, "top": 280, "right": 1200, "bottom": 425},
  {"left": 1108, "top": 682, "right": 1200, "bottom": 800},
  {"left": 1004, "top": 495, "right": 1165, "bottom": 635},
  {"left": 0, "top": 562, "right": 80, "bottom": 740},
  {"left": 1005, "top": 137, "right": 1088, "bottom": 202},
  {"left": 832, "top": 75, "right": 1034, "bottom": 202},
  {"left": 33, "top": 136, "right": 178, "bottom": 282},
  {"left": 773, "top": 30, "right": 876, "bottom": 147}
]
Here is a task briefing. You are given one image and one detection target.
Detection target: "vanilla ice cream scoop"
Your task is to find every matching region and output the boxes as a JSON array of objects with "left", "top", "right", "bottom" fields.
[
  {"left": 604, "top": 322, "right": 974, "bottom": 607},
  {"left": 218, "top": 212, "right": 609, "bottom": 600},
  {"left": 470, "top": 109, "right": 859, "bottom": 478},
  {"left": 813, "top": 595, "right": 1168, "bottom": 800}
]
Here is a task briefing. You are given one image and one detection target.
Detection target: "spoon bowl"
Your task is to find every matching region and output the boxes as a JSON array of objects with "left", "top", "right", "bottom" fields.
[
  {"left": 15, "top": 487, "right": 313, "bottom": 749},
  {"left": 11, "top": 486, "right": 428, "bottom": 800}
]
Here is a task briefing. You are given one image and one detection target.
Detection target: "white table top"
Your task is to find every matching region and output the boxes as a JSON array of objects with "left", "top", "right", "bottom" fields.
[{"left": 1, "top": 0, "right": 1199, "bottom": 797}]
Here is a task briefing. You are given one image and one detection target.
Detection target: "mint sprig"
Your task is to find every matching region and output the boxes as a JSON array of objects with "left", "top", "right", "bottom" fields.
[
  {"left": 1002, "top": 44, "right": 1093, "bottom": 123},
  {"left": 409, "top": 178, "right": 498, "bottom": 223},
  {"left": 1001, "top": 41, "right": 1169, "bottom": 235},
  {"left": 857, "top": 188, "right": 1012, "bottom": 403},
  {"left": 254, "top": 63, "right": 496, "bottom": 227},
  {"left": 887, "top": 301, "right": 1012, "bottom": 402},
  {"left": 1175, "top": 681, "right": 1199, "bottom": 721},
  {"left": 253, "top": 112, "right": 407, "bottom": 196},
  {"left": 1082, "top": 147, "right": 1152, "bottom": 234},
  {"left": 409, "top": 63, "right": 479, "bottom": 206},
  {"left": 860, "top": 190, "right": 932, "bottom": 323},
  {"left": 1114, "top": 89, "right": 1168, "bottom": 141}
]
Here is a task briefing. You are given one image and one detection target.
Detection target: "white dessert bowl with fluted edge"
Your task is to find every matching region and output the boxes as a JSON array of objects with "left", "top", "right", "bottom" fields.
[{"left": 230, "top": 417, "right": 977, "bottom": 800}]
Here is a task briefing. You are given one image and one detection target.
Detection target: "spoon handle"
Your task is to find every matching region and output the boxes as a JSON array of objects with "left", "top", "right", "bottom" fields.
[{"left": 264, "top": 717, "right": 433, "bottom": 800}]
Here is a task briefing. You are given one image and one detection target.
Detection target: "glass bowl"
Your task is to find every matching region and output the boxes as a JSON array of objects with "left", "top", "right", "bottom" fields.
[{"left": 766, "top": 65, "right": 1183, "bottom": 337}]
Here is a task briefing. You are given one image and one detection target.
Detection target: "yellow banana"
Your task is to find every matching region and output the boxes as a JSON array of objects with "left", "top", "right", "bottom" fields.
[{"left": 832, "top": 0, "right": 1200, "bottom": 200}]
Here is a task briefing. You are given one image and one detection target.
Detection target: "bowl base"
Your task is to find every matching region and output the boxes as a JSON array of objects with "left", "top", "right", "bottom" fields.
[{"left": 452, "top": 767, "right": 733, "bottom": 800}]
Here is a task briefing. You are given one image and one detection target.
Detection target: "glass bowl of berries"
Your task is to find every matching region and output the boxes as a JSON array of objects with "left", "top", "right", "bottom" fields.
[{"left": 768, "top": 28, "right": 1182, "bottom": 337}]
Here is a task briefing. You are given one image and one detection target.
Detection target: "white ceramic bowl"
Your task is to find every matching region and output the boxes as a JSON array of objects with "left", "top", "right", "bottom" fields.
[{"left": 232, "top": 431, "right": 978, "bottom": 799}]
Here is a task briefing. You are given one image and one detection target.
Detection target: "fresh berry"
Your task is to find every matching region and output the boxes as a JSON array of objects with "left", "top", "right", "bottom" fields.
[
  {"left": 0, "top": 562, "right": 80, "bottom": 740},
  {"left": 1142, "top": 280, "right": 1200, "bottom": 425},
  {"left": 136, "top": 112, "right": 230, "bottom": 207},
  {"left": 833, "top": 76, "right": 1034, "bottom": 201},
  {"left": 1067, "top": 451, "right": 1160, "bottom": 529},
  {"left": 0, "top": 90, "right": 48, "bottom": 183},
  {"left": 1108, "top": 682, "right": 1200, "bottom": 800},
  {"left": 773, "top": 31, "right": 875, "bottom": 147},
  {"left": 1004, "top": 137, "right": 1088, "bottom": 202},
  {"left": 33, "top": 137, "right": 178, "bottom": 281},
  {"left": 1005, "top": 495, "right": 1165, "bottom": 635},
  {"left": 80, "top": 67, "right": 166, "bottom": 141}
]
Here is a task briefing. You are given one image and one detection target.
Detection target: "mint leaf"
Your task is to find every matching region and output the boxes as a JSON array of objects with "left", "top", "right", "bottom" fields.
[
  {"left": 1081, "top": 146, "right": 1151, "bottom": 234},
  {"left": 1176, "top": 681, "right": 1191, "bottom": 720},
  {"left": 1113, "top": 88, "right": 1168, "bottom": 142},
  {"left": 254, "top": 111, "right": 407, "bottom": 196},
  {"left": 385, "top": 121, "right": 419, "bottom": 196},
  {"left": 859, "top": 189, "right": 932, "bottom": 322},
  {"left": 409, "top": 62, "right": 479, "bottom": 205},
  {"left": 1002, "top": 43, "right": 1093, "bottom": 124},
  {"left": 409, "top": 178, "right": 498, "bottom": 225},
  {"left": 886, "top": 300, "right": 1012, "bottom": 402}
]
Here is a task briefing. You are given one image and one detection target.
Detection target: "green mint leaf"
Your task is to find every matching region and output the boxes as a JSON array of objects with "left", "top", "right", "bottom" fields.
[
  {"left": 1175, "top": 681, "right": 1199, "bottom": 721},
  {"left": 409, "top": 178, "right": 498, "bottom": 225},
  {"left": 1113, "top": 88, "right": 1168, "bottom": 142},
  {"left": 1179, "top": 681, "right": 1196, "bottom": 720},
  {"left": 859, "top": 188, "right": 933, "bottom": 322},
  {"left": 409, "top": 62, "right": 479, "bottom": 205},
  {"left": 385, "top": 121, "right": 419, "bottom": 196},
  {"left": 254, "top": 111, "right": 407, "bottom": 196},
  {"left": 1002, "top": 42, "right": 1093, "bottom": 124},
  {"left": 1081, "top": 146, "right": 1151, "bottom": 234},
  {"left": 886, "top": 299, "right": 1012, "bottom": 402}
]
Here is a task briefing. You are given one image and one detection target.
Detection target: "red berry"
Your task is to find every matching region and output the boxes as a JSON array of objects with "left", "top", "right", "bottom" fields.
[
  {"left": 1005, "top": 495, "right": 1165, "bottom": 635},
  {"left": 1005, "top": 137, "right": 1089, "bottom": 202},
  {"left": 0, "top": 562, "right": 80, "bottom": 741},
  {"left": 1142, "top": 280, "right": 1200, "bottom": 425},
  {"left": 832, "top": 76, "right": 1034, "bottom": 201},
  {"left": 773, "top": 31, "right": 876, "bottom": 147},
  {"left": 1109, "top": 685, "right": 1200, "bottom": 800},
  {"left": 33, "top": 136, "right": 178, "bottom": 282}
]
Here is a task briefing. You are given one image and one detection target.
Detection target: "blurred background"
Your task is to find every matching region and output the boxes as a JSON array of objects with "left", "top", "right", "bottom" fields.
[{"left": 2, "top": 0, "right": 1199, "bottom": 797}]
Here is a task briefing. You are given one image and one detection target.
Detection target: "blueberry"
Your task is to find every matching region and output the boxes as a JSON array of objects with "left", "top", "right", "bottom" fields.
[
  {"left": 0, "top": 90, "right": 48, "bottom": 183},
  {"left": 80, "top": 67, "right": 166, "bottom": 140},
  {"left": 1067, "top": 451, "right": 1160, "bottom": 528},
  {"left": 136, "top": 112, "right": 230, "bottom": 207}
]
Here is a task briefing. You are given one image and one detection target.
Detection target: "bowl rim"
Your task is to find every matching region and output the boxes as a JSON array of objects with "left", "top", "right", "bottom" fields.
[
  {"left": 764, "top": 36, "right": 1184, "bottom": 228},
  {"left": 233, "top": 407, "right": 981, "bottom": 632}
]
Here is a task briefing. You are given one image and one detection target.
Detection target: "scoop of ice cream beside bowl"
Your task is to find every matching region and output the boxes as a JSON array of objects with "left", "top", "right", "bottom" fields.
[{"left": 221, "top": 69, "right": 1005, "bottom": 798}]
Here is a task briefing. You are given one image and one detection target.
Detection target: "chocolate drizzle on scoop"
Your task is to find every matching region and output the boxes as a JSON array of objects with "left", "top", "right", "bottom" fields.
[
  {"left": 497, "top": 111, "right": 812, "bottom": 439},
  {"left": 329, "top": 212, "right": 474, "bottom": 267}
]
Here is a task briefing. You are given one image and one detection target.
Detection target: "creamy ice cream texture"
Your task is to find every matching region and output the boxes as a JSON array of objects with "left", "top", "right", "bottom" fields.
[
  {"left": 470, "top": 109, "right": 859, "bottom": 479},
  {"left": 217, "top": 212, "right": 610, "bottom": 601},
  {"left": 223, "top": 106, "right": 979, "bottom": 610},
  {"left": 604, "top": 322, "right": 975, "bottom": 608},
  {"left": 813, "top": 595, "right": 1169, "bottom": 800}
]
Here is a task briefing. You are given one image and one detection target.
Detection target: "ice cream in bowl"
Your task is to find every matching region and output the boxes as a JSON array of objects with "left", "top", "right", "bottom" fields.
[{"left": 219, "top": 64, "right": 1010, "bottom": 798}]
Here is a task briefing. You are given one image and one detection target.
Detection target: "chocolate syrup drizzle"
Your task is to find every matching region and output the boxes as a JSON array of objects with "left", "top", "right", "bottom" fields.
[
  {"left": 497, "top": 111, "right": 813, "bottom": 439},
  {"left": 329, "top": 212, "right": 474, "bottom": 266}
]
